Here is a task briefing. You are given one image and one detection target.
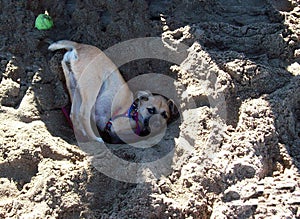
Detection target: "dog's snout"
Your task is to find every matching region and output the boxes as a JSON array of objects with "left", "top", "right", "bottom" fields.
[{"left": 147, "top": 115, "right": 166, "bottom": 131}]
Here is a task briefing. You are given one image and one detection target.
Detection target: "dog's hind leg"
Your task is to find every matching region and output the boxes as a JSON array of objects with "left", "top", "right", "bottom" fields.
[
  {"left": 72, "top": 72, "right": 103, "bottom": 142},
  {"left": 75, "top": 89, "right": 104, "bottom": 143},
  {"left": 61, "top": 60, "right": 75, "bottom": 102}
]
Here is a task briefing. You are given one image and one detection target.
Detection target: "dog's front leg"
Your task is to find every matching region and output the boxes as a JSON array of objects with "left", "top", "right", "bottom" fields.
[
  {"left": 111, "top": 128, "right": 139, "bottom": 144},
  {"left": 110, "top": 118, "right": 141, "bottom": 143}
]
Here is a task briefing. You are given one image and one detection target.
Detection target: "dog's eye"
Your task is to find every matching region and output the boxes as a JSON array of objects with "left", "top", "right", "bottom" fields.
[
  {"left": 141, "top": 96, "right": 149, "bottom": 101},
  {"left": 161, "top": 111, "right": 168, "bottom": 119},
  {"left": 147, "top": 107, "right": 156, "bottom": 114}
]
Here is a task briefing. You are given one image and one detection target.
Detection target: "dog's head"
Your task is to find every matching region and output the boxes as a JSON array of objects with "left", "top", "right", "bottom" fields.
[{"left": 136, "top": 91, "right": 177, "bottom": 134}]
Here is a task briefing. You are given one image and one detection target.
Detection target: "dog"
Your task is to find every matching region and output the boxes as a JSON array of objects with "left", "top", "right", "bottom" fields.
[{"left": 48, "top": 40, "right": 176, "bottom": 143}]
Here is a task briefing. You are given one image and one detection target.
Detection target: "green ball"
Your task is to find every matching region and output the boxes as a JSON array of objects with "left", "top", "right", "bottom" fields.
[{"left": 35, "top": 14, "right": 54, "bottom": 30}]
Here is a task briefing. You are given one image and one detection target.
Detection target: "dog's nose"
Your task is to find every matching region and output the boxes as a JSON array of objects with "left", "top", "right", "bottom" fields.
[{"left": 148, "top": 115, "right": 166, "bottom": 132}]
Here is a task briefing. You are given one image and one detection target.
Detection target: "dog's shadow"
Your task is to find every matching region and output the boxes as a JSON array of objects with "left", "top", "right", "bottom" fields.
[{"left": 106, "top": 117, "right": 180, "bottom": 162}]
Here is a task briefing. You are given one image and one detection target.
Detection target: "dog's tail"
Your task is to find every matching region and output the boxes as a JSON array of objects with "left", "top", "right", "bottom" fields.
[{"left": 48, "top": 40, "right": 78, "bottom": 51}]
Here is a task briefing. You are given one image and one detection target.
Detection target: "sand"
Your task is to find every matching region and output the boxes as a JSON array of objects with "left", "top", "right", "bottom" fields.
[{"left": 0, "top": 0, "right": 299, "bottom": 218}]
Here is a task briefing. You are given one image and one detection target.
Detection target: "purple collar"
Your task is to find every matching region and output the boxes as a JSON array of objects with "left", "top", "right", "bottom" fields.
[{"left": 105, "top": 101, "right": 141, "bottom": 135}]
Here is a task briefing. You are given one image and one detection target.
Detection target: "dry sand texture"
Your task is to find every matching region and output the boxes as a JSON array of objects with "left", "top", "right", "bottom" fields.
[{"left": 0, "top": 0, "right": 300, "bottom": 218}]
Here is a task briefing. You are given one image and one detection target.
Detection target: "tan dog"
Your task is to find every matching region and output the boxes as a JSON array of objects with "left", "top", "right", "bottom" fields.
[{"left": 48, "top": 40, "right": 175, "bottom": 143}]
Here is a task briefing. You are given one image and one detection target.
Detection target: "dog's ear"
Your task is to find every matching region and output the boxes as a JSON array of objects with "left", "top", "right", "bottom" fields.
[
  {"left": 136, "top": 90, "right": 152, "bottom": 101},
  {"left": 167, "top": 99, "right": 179, "bottom": 119}
]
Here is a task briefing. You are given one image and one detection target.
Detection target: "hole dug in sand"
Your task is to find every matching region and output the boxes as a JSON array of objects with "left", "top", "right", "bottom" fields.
[{"left": 0, "top": 157, "right": 39, "bottom": 191}]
